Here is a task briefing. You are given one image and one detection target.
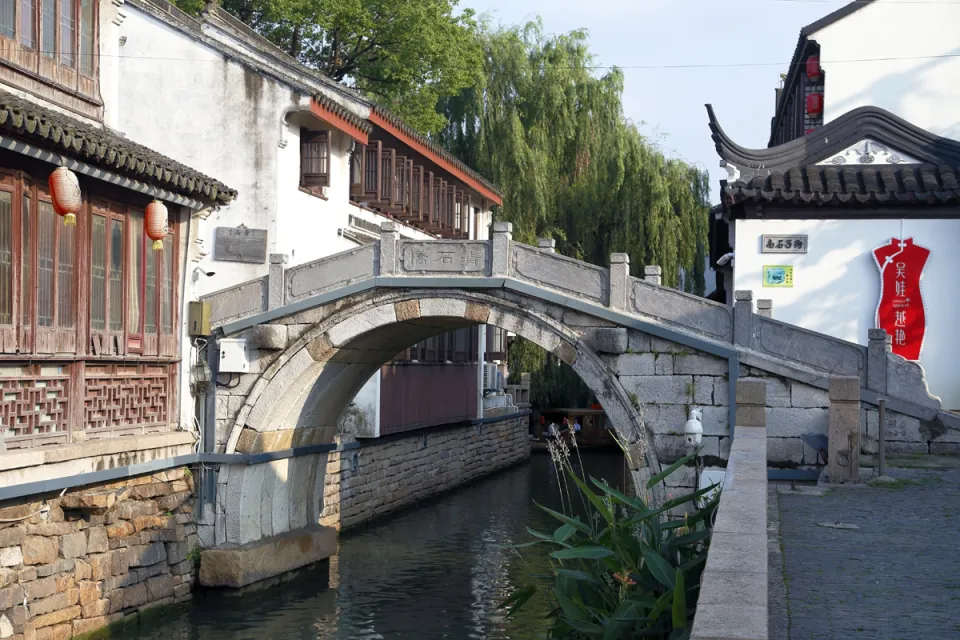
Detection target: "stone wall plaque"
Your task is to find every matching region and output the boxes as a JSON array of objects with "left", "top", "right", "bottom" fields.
[
  {"left": 761, "top": 235, "right": 807, "bottom": 253},
  {"left": 399, "top": 241, "right": 489, "bottom": 274},
  {"left": 214, "top": 227, "right": 268, "bottom": 264}
]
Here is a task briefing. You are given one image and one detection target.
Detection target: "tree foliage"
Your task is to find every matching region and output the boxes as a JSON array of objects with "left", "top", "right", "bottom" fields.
[
  {"left": 174, "top": 0, "right": 482, "bottom": 134},
  {"left": 438, "top": 21, "right": 710, "bottom": 293}
]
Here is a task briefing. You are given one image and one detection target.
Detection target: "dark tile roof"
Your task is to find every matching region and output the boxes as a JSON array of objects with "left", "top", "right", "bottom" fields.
[
  {"left": 313, "top": 93, "right": 373, "bottom": 134},
  {"left": 0, "top": 88, "right": 236, "bottom": 203},
  {"left": 726, "top": 165, "right": 960, "bottom": 207},
  {"left": 370, "top": 105, "right": 502, "bottom": 198},
  {"left": 707, "top": 104, "right": 960, "bottom": 209}
]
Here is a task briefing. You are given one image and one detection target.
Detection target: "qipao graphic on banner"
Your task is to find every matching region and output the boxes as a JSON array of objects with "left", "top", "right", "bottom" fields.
[{"left": 872, "top": 237, "right": 930, "bottom": 361}]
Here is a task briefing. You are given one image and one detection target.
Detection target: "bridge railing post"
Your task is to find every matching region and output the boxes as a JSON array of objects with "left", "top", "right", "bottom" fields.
[
  {"left": 644, "top": 265, "right": 662, "bottom": 286},
  {"left": 828, "top": 375, "right": 861, "bottom": 484},
  {"left": 491, "top": 221, "right": 512, "bottom": 277},
  {"left": 756, "top": 299, "right": 773, "bottom": 318},
  {"left": 379, "top": 222, "right": 399, "bottom": 276},
  {"left": 609, "top": 253, "right": 630, "bottom": 311},
  {"left": 268, "top": 253, "right": 288, "bottom": 310},
  {"left": 867, "top": 328, "right": 891, "bottom": 394},
  {"left": 733, "top": 290, "right": 754, "bottom": 347},
  {"left": 537, "top": 238, "right": 556, "bottom": 253}
]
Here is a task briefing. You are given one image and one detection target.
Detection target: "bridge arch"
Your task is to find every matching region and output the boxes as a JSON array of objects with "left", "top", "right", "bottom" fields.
[
  {"left": 227, "top": 287, "right": 657, "bottom": 473},
  {"left": 212, "top": 287, "right": 664, "bottom": 546}
]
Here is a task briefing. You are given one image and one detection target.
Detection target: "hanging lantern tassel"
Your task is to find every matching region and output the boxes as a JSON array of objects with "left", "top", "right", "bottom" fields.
[
  {"left": 48, "top": 167, "right": 81, "bottom": 226},
  {"left": 145, "top": 200, "right": 168, "bottom": 250}
]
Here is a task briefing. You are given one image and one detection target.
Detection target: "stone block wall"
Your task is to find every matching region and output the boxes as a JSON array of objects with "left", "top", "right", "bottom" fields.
[
  {"left": 740, "top": 365, "right": 958, "bottom": 472},
  {"left": 0, "top": 470, "right": 200, "bottom": 639},
  {"left": 320, "top": 415, "right": 530, "bottom": 531},
  {"left": 589, "top": 328, "right": 733, "bottom": 466}
]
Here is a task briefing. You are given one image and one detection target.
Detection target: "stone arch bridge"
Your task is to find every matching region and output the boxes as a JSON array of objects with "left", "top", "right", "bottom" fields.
[{"left": 200, "top": 222, "right": 955, "bottom": 550}]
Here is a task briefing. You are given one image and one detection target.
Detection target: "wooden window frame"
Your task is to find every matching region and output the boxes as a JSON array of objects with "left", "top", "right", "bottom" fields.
[
  {"left": 0, "top": 0, "right": 98, "bottom": 84},
  {"left": 300, "top": 129, "right": 330, "bottom": 194},
  {"left": 0, "top": 167, "right": 180, "bottom": 361},
  {"left": 89, "top": 199, "right": 126, "bottom": 356},
  {"left": 126, "top": 207, "right": 177, "bottom": 357}
]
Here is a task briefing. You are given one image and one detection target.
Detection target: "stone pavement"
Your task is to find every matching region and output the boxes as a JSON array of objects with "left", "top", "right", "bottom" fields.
[{"left": 769, "top": 464, "right": 960, "bottom": 640}]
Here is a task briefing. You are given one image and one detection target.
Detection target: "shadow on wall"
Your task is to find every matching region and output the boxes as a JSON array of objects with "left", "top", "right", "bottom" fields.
[
  {"left": 737, "top": 218, "right": 960, "bottom": 408},
  {"left": 738, "top": 219, "right": 879, "bottom": 342},
  {"left": 826, "top": 46, "right": 960, "bottom": 139}
]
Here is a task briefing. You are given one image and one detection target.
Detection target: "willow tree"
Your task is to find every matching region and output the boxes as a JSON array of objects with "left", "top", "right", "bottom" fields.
[
  {"left": 438, "top": 21, "right": 712, "bottom": 389},
  {"left": 439, "top": 20, "right": 710, "bottom": 289}
]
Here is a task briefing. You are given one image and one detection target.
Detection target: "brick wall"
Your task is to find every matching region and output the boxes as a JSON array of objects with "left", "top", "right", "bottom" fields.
[
  {"left": 320, "top": 415, "right": 530, "bottom": 531},
  {"left": 0, "top": 470, "right": 199, "bottom": 639}
]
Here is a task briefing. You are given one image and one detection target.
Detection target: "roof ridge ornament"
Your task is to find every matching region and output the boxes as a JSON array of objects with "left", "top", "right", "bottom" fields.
[
  {"left": 720, "top": 159, "right": 740, "bottom": 182},
  {"left": 817, "top": 137, "right": 921, "bottom": 166}
]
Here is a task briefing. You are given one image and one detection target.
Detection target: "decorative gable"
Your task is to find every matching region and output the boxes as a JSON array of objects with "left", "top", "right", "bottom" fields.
[{"left": 816, "top": 138, "right": 921, "bottom": 166}]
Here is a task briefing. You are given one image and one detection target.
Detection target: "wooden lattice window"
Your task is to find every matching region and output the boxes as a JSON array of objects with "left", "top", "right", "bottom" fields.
[
  {"left": 300, "top": 129, "right": 330, "bottom": 190},
  {"left": 83, "top": 363, "right": 171, "bottom": 437},
  {"left": 0, "top": 365, "right": 70, "bottom": 448}
]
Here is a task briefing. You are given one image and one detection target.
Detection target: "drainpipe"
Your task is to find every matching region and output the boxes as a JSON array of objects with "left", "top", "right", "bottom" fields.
[
  {"left": 199, "top": 337, "right": 220, "bottom": 521},
  {"left": 477, "top": 325, "right": 487, "bottom": 419}
]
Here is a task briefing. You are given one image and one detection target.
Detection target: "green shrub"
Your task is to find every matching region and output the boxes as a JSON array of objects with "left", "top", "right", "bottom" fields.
[{"left": 501, "top": 440, "right": 719, "bottom": 639}]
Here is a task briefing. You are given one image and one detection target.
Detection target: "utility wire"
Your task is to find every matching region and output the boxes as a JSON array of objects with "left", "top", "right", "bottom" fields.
[{"left": 18, "top": 48, "right": 960, "bottom": 70}]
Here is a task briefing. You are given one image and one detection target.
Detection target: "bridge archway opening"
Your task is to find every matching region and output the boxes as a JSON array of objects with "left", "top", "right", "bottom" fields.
[{"left": 224, "top": 289, "right": 660, "bottom": 491}]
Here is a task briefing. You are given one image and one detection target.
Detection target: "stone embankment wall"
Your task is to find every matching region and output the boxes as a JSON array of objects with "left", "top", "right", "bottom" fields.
[
  {"left": 0, "top": 470, "right": 199, "bottom": 639},
  {"left": 320, "top": 415, "right": 530, "bottom": 531}
]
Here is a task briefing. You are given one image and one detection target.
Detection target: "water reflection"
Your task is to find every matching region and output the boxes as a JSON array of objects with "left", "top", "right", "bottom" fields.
[{"left": 130, "top": 451, "right": 627, "bottom": 640}]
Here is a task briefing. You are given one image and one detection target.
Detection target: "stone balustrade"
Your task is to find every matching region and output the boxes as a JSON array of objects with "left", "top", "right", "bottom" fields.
[{"left": 200, "top": 221, "right": 959, "bottom": 462}]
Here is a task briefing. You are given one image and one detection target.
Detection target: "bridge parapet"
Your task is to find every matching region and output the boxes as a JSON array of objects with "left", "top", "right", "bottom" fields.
[{"left": 200, "top": 221, "right": 943, "bottom": 420}]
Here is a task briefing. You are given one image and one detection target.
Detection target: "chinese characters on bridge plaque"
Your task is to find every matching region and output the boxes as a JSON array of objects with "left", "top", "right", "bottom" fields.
[{"left": 872, "top": 237, "right": 929, "bottom": 361}]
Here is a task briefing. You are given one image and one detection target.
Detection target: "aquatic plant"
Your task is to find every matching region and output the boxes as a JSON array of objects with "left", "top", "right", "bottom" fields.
[{"left": 502, "top": 433, "right": 719, "bottom": 639}]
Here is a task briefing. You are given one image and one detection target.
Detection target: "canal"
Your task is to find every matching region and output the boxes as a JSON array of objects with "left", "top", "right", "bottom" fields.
[{"left": 127, "top": 450, "right": 627, "bottom": 640}]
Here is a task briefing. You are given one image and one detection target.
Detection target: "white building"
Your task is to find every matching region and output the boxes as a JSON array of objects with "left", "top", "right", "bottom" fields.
[
  {"left": 101, "top": 0, "right": 504, "bottom": 440},
  {"left": 706, "top": 0, "right": 960, "bottom": 408}
]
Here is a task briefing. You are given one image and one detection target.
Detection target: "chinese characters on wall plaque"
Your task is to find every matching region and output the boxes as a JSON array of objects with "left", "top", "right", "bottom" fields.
[
  {"left": 762, "top": 265, "right": 794, "bottom": 288},
  {"left": 873, "top": 237, "right": 929, "bottom": 361},
  {"left": 762, "top": 235, "right": 808, "bottom": 253}
]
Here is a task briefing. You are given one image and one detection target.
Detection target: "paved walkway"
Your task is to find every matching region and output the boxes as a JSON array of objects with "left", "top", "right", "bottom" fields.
[{"left": 769, "top": 465, "right": 960, "bottom": 640}]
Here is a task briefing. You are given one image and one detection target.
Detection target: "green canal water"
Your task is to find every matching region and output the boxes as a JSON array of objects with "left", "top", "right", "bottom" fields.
[{"left": 126, "top": 450, "right": 627, "bottom": 640}]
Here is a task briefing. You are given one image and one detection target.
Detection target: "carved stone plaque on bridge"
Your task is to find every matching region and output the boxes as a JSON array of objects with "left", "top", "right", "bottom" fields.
[
  {"left": 214, "top": 226, "right": 268, "bottom": 264},
  {"left": 399, "top": 241, "right": 490, "bottom": 274}
]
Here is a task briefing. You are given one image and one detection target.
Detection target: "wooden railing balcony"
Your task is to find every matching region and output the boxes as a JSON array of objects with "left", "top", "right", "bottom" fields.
[{"left": 349, "top": 141, "right": 476, "bottom": 239}]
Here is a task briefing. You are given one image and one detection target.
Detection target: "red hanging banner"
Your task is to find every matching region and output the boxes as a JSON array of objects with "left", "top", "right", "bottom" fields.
[{"left": 872, "top": 237, "right": 929, "bottom": 361}]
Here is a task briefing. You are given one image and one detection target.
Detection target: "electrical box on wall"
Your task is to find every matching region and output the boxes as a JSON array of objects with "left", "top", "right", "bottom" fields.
[
  {"left": 218, "top": 338, "right": 249, "bottom": 374},
  {"left": 188, "top": 301, "right": 212, "bottom": 337}
]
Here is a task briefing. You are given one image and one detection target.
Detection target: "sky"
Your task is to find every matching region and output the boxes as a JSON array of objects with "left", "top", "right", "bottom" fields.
[{"left": 461, "top": 0, "right": 837, "bottom": 200}]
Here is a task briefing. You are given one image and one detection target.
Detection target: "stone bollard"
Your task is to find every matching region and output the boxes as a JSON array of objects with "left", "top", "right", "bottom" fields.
[
  {"left": 756, "top": 299, "right": 773, "bottom": 318},
  {"left": 733, "top": 290, "right": 754, "bottom": 347},
  {"left": 828, "top": 376, "right": 861, "bottom": 484},
  {"left": 537, "top": 238, "right": 556, "bottom": 253},
  {"left": 735, "top": 378, "right": 767, "bottom": 428},
  {"left": 491, "top": 222, "right": 513, "bottom": 276},
  {"left": 609, "top": 253, "right": 630, "bottom": 311},
  {"left": 867, "top": 328, "right": 891, "bottom": 394},
  {"left": 268, "top": 253, "right": 288, "bottom": 310},
  {"left": 644, "top": 265, "right": 662, "bottom": 286},
  {"left": 378, "top": 222, "right": 399, "bottom": 275}
]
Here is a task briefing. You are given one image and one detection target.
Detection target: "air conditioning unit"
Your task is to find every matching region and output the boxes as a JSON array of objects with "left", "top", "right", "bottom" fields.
[{"left": 483, "top": 363, "right": 500, "bottom": 391}]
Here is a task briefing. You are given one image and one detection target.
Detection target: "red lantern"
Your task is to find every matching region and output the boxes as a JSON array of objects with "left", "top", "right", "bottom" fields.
[
  {"left": 145, "top": 200, "right": 168, "bottom": 250},
  {"left": 48, "top": 167, "right": 81, "bottom": 226},
  {"left": 805, "top": 55, "right": 821, "bottom": 79},
  {"left": 806, "top": 92, "right": 823, "bottom": 115}
]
